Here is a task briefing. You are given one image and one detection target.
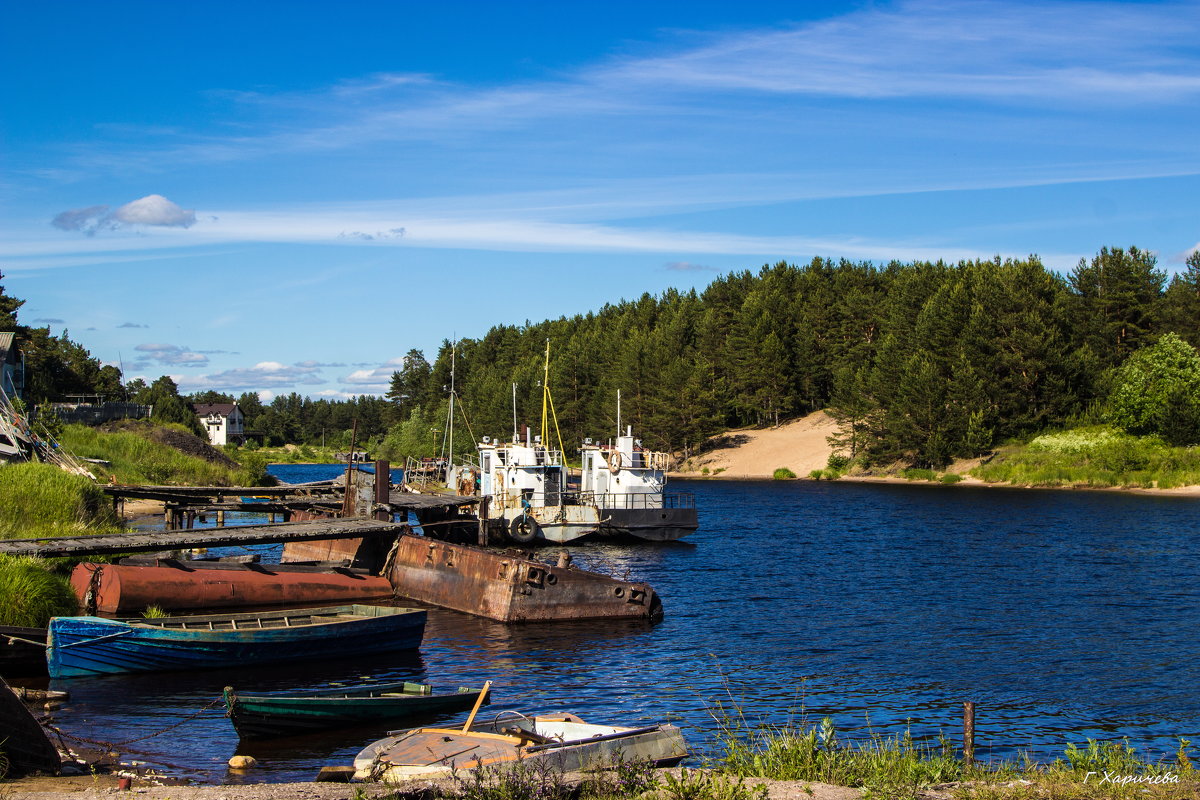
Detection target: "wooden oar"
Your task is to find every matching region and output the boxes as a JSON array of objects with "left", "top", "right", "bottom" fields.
[{"left": 461, "top": 680, "right": 492, "bottom": 732}]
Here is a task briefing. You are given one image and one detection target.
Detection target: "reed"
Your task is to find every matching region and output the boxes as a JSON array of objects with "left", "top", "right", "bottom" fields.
[{"left": 0, "top": 554, "right": 78, "bottom": 626}]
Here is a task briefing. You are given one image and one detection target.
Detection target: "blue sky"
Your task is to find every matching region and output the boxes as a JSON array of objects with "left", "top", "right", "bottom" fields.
[{"left": 2, "top": 0, "right": 1198, "bottom": 399}]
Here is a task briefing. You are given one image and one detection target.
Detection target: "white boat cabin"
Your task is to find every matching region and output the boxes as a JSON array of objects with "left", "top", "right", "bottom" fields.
[
  {"left": 580, "top": 428, "right": 671, "bottom": 509},
  {"left": 477, "top": 432, "right": 568, "bottom": 514}
]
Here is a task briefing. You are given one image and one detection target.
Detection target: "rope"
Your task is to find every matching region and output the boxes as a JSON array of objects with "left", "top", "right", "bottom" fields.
[{"left": 43, "top": 696, "right": 225, "bottom": 750}]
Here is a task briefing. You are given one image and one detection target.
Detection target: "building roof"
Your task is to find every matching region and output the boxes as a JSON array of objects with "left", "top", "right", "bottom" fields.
[{"left": 192, "top": 403, "right": 240, "bottom": 418}]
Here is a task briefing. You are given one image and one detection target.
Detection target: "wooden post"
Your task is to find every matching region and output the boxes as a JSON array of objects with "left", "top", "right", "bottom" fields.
[
  {"left": 216, "top": 510, "right": 225, "bottom": 528},
  {"left": 963, "top": 701, "right": 975, "bottom": 766},
  {"left": 374, "top": 460, "right": 391, "bottom": 522},
  {"left": 477, "top": 496, "right": 490, "bottom": 546}
]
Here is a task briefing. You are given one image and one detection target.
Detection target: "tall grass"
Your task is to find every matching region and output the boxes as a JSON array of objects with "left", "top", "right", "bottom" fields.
[
  {"left": 0, "top": 554, "right": 78, "bottom": 626},
  {"left": 973, "top": 426, "right": 1200, "bottom": 489},
  {"left": 712, "top": 710, "right": 971, "bottom": 800},
  {"left": 58, "top": 424, "right": 266, "bottom": 486},
  {"left": 0, "top": 462, "right": 123, "bottom": 540}
]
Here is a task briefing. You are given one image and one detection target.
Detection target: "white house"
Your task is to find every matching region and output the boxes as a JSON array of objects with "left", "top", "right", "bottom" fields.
[{"left": 192, "top": 402, "right": 245, "bottom": 446}]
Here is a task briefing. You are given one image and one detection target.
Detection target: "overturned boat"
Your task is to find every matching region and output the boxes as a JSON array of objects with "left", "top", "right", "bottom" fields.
[
  {"left": 353, "top": 711, "right": 687, "bottom": 782},
  {"left": 70, "top": 560, "right": 393, "bottom": 614}
]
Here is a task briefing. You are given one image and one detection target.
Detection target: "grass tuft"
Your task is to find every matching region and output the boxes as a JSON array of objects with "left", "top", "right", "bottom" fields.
[{"left": 773, "top": 467, "right": 797, "bottom": 480}]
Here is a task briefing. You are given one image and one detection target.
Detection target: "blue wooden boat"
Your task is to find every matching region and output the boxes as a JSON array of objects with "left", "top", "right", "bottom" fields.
[
  {"left": 46, "top": 604, "right": 425, "bottom": 678},
  {"left": 223, "top": 680, "right": 490, "bottom": 739}
]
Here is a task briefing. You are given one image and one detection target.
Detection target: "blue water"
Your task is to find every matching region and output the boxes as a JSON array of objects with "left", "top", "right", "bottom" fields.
[{"left": 32, "top": 469, "right": 1200, "bottom": 782}]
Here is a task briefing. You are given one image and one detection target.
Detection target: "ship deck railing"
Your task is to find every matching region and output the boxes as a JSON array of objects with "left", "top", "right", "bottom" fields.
[{"left": 577, "top": 491, "right": 694, "bottom": 511}]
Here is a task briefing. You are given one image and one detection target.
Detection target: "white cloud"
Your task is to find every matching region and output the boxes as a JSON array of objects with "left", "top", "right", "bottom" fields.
[
  {"left": 110, "top": 194, "right": 196, "bottom": 228},
  {"left": 51, "top": 194, "right": 196, "bottom": 235}
]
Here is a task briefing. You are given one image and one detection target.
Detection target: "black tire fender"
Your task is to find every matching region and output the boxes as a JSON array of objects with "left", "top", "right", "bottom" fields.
[{"left": 509, "top": 514, "right": 541, "bottom": 544}]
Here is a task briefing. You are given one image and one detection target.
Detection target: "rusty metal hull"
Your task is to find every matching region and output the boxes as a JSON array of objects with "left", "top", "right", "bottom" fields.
[
  {"left": 71, "top": 563, "right": 393, "bottom": 614},
  {"left": 386, "top": 534, "right": 662, "bottom": 622}
]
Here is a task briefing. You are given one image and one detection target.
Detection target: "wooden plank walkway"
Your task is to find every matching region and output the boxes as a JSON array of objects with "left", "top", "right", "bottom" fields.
[
  {"left": 0, "top": 517, "right": 407, "bottom": 559},
  {"left": 102, "top": 482, "right": 339, "bottom": 502}
]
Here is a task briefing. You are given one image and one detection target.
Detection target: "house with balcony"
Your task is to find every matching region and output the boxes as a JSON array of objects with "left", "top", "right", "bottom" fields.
[{"left": 192, "top": 402, "right": 245, "bottom": 446}]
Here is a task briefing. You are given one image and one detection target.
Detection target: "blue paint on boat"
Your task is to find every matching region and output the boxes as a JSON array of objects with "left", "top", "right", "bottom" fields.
[{"left": 47, "top": 604, "right": 425, "bottom": 678}]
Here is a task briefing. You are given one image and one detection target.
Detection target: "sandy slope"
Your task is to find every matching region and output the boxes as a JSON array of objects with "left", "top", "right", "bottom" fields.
[{"left": 675, "top": 411, "right": 839, "bottom": 479}]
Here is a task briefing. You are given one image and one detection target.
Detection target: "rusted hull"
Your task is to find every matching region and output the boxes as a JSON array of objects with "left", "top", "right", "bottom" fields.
[
  {"left": 71, "top": 563, "right": 393, "bottom": 614},
  {"left": 387, "top": 534, "right": 662, "bottom": 622},
  {"left": 280, "top": 534, "right": 394, "bottom": 568}
]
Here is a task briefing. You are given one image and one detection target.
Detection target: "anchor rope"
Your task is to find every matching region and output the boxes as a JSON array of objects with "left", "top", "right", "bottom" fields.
[{"left": 42, "top": 696, "right": 224, "bottom": 750}]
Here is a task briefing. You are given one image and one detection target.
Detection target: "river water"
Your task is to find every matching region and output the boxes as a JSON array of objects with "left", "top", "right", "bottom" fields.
[{"left": 35, "top": 469, "right": 1200, "bottom": 782}]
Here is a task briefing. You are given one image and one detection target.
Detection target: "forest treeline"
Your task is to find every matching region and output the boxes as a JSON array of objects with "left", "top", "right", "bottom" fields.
[
  {"left": 6, "top": 247, "right": 1200, "bottom": 469},
  {"left": 377, "top": 246, "right": 1200, "bottom": 468}
]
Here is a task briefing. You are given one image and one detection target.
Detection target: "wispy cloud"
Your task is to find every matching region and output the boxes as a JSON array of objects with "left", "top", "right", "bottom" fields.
[
  {"left": 665, "top": 261, "right": 716, "bottom": 272},
  {"left": 36, "top": 2, "right": 1200, "bottom": 179},
  {"left": 602, "top": 1, "right": 1200, "bottom": 103},
  {"left": 134, "top": 342, "right": 209, "bottom": 367},
  {"left": 118, "top": 322, "right": 149, "bottom": 329},
  {"left": 173, "top": 360, "right": 326, "bottom": 392},
  {"left": 33, "top": 317, "right": 64, "bottom": 324}
]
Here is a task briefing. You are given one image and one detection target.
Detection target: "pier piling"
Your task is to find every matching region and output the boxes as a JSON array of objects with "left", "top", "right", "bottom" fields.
[{"left": 963, "top": 701, "right": 976, "bottom": 765}]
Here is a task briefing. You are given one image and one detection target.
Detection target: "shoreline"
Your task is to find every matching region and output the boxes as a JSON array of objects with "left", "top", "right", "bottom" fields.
[{"left": 668, "top": 471, "right": 1200, "bottom": 497}]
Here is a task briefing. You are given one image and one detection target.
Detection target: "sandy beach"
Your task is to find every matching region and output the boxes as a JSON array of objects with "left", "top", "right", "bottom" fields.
[{"left": 672, "top": 410, "right": 1200, "bottom": 497}]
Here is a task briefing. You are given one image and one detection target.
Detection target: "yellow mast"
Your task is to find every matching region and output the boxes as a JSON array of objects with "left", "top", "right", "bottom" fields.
[{"left": 540, "top": 339, "right": 566, "bottom": 456}]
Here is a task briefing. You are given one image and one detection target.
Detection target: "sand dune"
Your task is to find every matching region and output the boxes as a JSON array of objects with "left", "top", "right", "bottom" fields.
[{"left": 675, "top": 410, "right": 838, "bottom": 479}]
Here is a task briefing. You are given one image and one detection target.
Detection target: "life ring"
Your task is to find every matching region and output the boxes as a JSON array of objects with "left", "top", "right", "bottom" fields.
[
  {"left": 508, "top": 514, "right": 541, "bottom": 544},
  {"left": 607, "top": 451, "right": 623, "bottom": 474}
]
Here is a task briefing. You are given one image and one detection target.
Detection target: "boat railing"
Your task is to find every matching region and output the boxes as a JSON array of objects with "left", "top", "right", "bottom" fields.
[{"left": 578, "top": 491, "right": 695, "bottom": 511}]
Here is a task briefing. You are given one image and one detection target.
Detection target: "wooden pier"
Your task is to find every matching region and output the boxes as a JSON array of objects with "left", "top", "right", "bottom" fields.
[{"left": 0, "top": 493, "right": 477, "bottom": 559}]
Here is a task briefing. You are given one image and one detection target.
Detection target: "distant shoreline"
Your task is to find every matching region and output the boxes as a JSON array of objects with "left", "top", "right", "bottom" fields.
[{"left": 669, "top": 471, "right": 1200, "bottom": 497}]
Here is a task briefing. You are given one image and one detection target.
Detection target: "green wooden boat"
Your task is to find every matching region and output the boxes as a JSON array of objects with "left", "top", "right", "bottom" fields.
[{"left": 223, "top": 680, "right": 490, "bottom": 739}]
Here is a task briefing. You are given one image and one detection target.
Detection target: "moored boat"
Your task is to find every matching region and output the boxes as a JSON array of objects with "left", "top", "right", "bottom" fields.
[
  {"left": 46, "top": 604, "right": 425, "bottom": 678},
  {"left": 352, "top": 711, "right": 687, "bottom": 782},
  {"left": 579, "top": 426, "right": 698, "bottom": 542},
  {"left": 223, "top": 680, "right": 490, "bottom": 739}
]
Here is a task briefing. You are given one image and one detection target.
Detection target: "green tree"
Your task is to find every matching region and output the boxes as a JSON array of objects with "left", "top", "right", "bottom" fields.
[
  {"left": 1107, "top": 333, "right": 1200, "bottom": 445},
  {"left": 0, "top": 270, "right": 24, "bottom": 330},
  {"left": 1069, "top": 246, "right": 1166, "bottom": 371}
]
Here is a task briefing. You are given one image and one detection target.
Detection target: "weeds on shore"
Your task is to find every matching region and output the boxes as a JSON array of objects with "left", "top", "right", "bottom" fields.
[
  {"left": 59, "top": 424, "right": 266, "bottom": 486},
  {"left": 972, "top": 426, "right": 1200, "bottom": 489}
]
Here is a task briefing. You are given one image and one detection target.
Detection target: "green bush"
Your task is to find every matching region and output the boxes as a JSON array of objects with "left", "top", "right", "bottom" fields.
[
  {"left": 773, "top": 467, "right": 797, "bottom": 480},
  {"left": 939, "top": 473, "right": 963, "bottom": 484},
  {"left": 902, "top": 468, "right": 937, "bottom": 481},
  {"left": 827, "top": 454, "right": 851, "bottom": 471}
]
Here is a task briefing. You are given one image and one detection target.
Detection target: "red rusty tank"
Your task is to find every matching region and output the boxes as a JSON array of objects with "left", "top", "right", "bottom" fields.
[{"left": 70, "top": 562, "right": 393, "bottom": 614}]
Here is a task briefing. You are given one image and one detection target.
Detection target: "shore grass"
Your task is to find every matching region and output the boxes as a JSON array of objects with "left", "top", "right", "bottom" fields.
[
  {"left": 247, "top": 444, "right": 342, "bottom": 464},
  {"left": 59, "top": 424, "right": 266, "bottom": 485},
  {"left": 706, "top": 707, "right": 1197, "bottom": 800},
  {"left": 972, "top": 427, "right": 1200, "bottom": 489},
  {"left": 0, "top": 462, "right": 123, "bottom": 540},
  {"left": 0, "top": 554, "right": 78, "bottom": 626}
]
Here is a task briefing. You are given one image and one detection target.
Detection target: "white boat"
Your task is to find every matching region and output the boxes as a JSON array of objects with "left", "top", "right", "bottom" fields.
[
  {"left": 474, "top": 432, "right": 600, "bottom": 544},
  {"left": 352, "top": 711, "right": 687, "bottom": 782},
  {"left": 579, "top": 427, "right": 698, "bottom": 542}
]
